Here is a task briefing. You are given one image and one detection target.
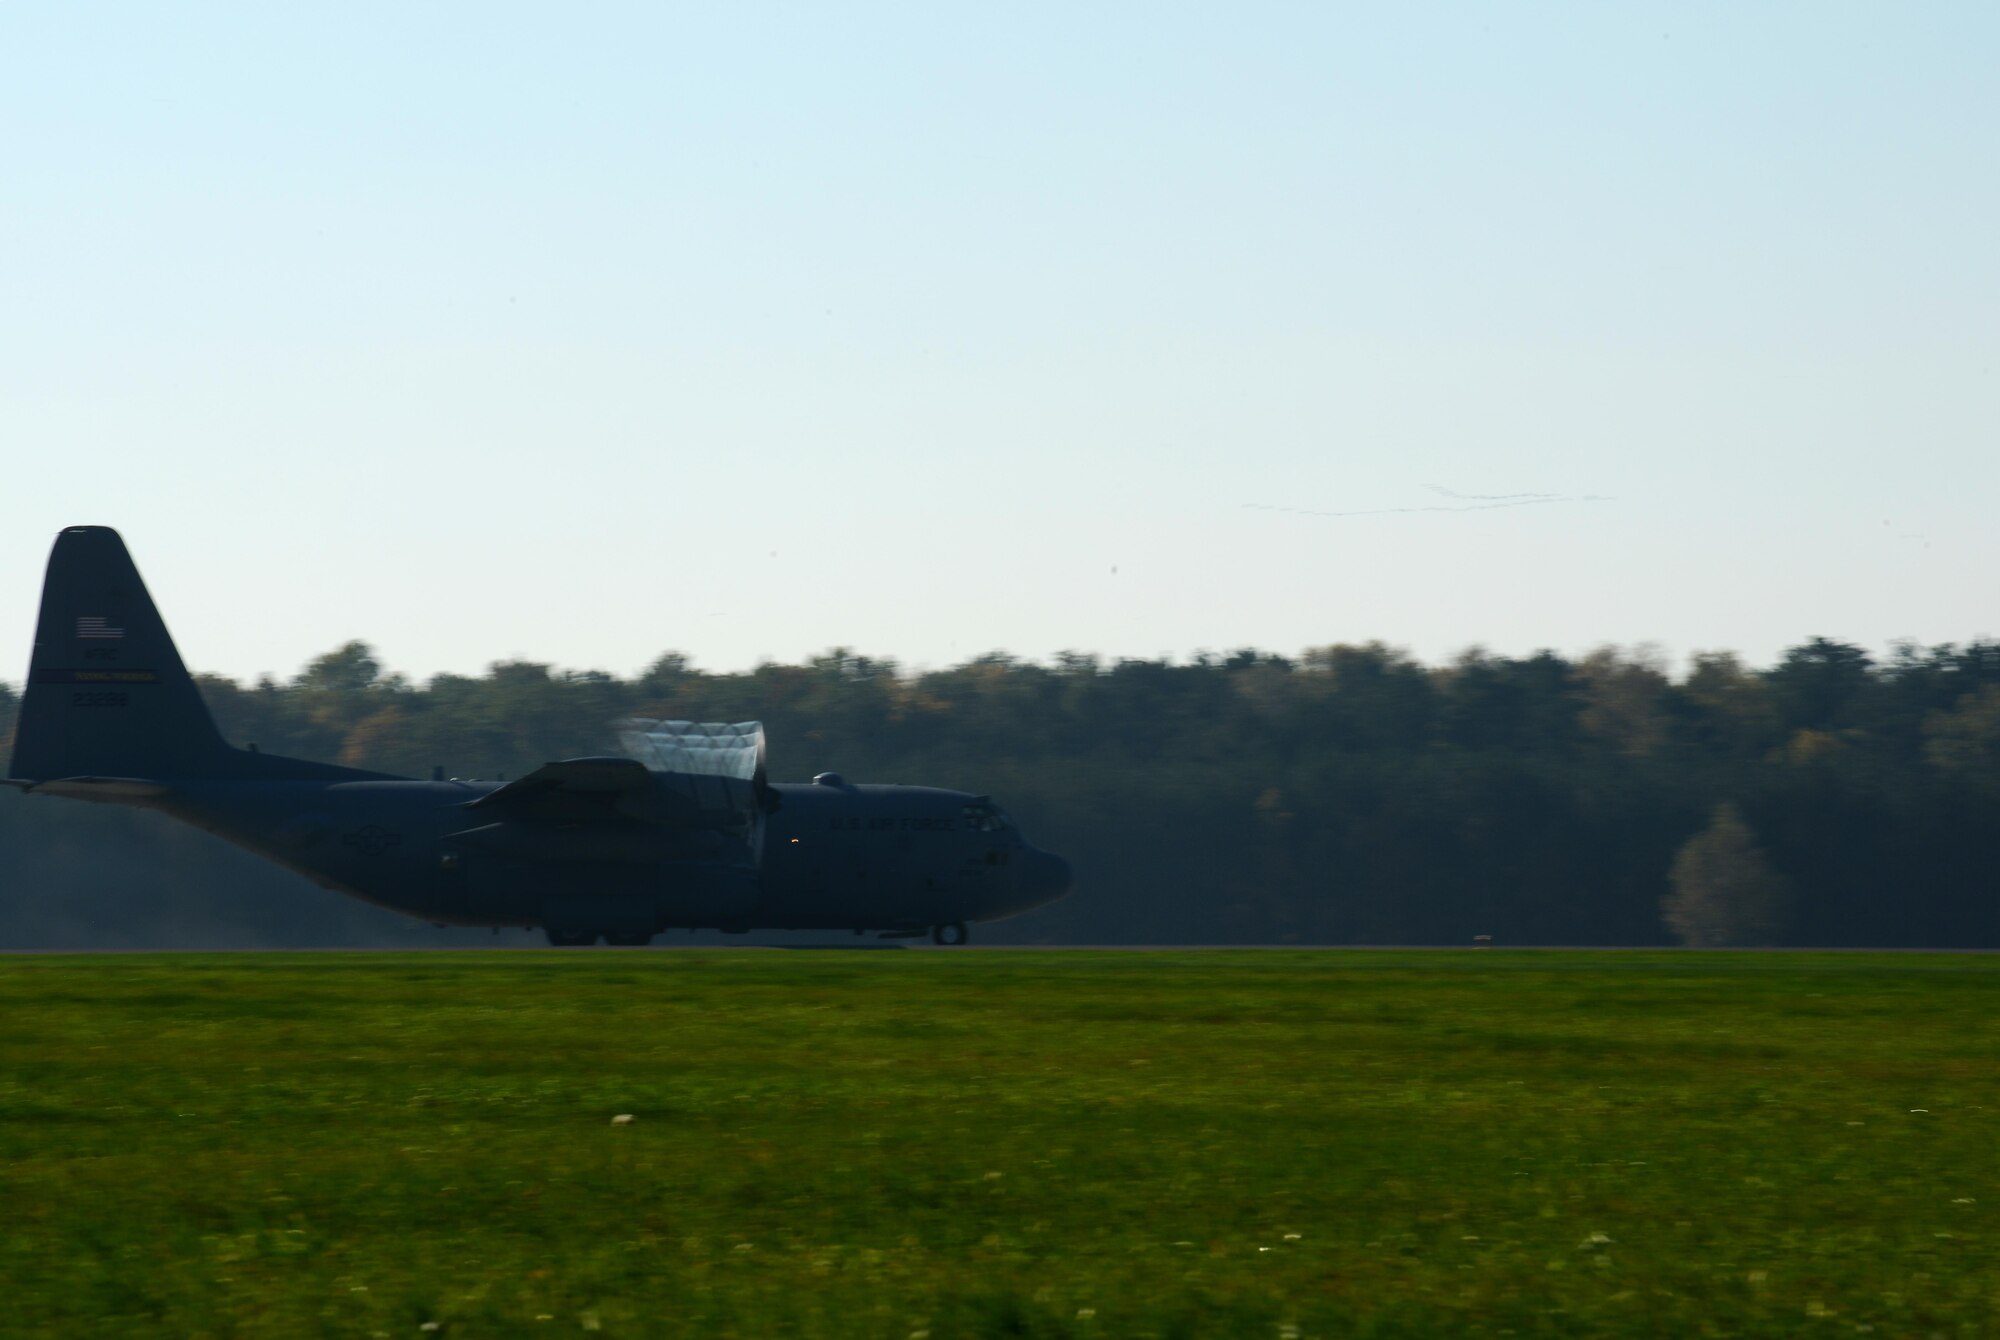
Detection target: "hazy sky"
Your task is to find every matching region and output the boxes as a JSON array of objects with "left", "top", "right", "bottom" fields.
[{"left": 5, "top": 3, "right": 1995, "bottom": 685}]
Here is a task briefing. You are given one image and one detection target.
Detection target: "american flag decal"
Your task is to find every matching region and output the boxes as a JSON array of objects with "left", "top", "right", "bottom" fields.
[{"left": 76, "top": 616, "right": 125, "bottom": 640}]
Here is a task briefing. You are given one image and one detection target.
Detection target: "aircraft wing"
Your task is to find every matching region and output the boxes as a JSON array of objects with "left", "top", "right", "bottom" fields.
[
  {"left": 466, "top": 757, "right": 655, "bottom": 820},
  {"left": 467, "top": 756, "right": 756, "bottom": 829},
  {"left": 474, "top": 757, "right": 652, "bottom": 800}
]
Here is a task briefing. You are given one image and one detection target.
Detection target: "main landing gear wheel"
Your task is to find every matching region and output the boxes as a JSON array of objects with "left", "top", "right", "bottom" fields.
[
  {"left": 605, "top": 930, "right": 654, "bottom": 947},
  {"left": 545, "top": 928, "right": 597, "bottom": 946},
  {"left": 932, "top": 922, "right": 969, "bottom": 946}
]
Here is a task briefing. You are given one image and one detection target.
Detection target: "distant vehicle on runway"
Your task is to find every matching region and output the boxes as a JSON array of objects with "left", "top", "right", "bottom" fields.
[{"left": 4, "top": 527, "right": 1071, "bottom": 945}]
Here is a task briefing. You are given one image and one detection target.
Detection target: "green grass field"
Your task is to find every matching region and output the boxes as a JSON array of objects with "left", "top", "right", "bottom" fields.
[{"left": 0, "top": 950, "right": 1994, "bottom": 1337}]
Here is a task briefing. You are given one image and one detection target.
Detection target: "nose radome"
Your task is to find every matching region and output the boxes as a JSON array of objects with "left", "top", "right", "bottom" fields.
[{"left": 1022, "top": 848, "right": 1072, "bottom": 904}]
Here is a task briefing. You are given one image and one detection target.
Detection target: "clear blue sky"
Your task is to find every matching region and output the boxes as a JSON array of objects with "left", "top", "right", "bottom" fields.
[{"left": 5, "top": 3, "right": 1995, "bottom": 684}]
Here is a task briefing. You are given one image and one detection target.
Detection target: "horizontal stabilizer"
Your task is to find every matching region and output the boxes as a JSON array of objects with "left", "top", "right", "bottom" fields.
[{"left": 13, "top": 776, "right": 173, "bottom": 806}]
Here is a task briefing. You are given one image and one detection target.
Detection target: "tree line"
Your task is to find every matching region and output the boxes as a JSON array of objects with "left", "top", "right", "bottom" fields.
[{"left": 2, "top": 636, "right": 1998, "bottom": 947}]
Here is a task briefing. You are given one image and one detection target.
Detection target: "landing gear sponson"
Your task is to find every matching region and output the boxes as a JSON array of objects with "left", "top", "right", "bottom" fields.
[
  {"left": 874, "top": 922, "right": 970, "bottom": 945},
  {"left": 542, "top": 924, "right": 968, "bottom": 946},
  {"left": 543, "top": 928, "right": 656, "bottom": 946}
]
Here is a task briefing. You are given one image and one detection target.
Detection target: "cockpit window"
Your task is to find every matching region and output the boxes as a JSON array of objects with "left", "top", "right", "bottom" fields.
[{"left": 960, "top": 800, "right": 1013, "bottom": 833}]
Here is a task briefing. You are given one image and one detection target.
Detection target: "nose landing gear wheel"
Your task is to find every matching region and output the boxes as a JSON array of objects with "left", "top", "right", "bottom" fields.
[{"left": 932, "top": 921, "right": 969, "bottom": 946}]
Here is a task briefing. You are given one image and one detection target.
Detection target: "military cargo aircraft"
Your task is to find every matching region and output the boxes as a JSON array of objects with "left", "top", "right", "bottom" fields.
[{"left": 4, "top": 526, "right": 1071, "bottom": 945}]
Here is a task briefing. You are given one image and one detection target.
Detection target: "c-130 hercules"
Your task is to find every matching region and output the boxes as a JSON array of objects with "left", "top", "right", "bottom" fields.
[{"left": 4, "top": 527, "right": 1071, "bottom": 945}]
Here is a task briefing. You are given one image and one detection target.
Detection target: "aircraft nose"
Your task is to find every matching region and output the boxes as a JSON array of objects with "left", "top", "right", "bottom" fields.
[{"left": 1018, "top": 847, "right": 1072, "bottom": 906}]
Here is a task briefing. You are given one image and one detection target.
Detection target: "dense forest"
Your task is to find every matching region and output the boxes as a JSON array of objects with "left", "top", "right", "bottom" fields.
[{"left": 3, "top": 637, "right": 1998, "bottom": 948}]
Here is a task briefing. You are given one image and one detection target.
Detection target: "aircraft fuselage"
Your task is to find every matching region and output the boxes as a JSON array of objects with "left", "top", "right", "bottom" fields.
[{"left": 149, "top": 775, "right": 1069, "bottom": 939}]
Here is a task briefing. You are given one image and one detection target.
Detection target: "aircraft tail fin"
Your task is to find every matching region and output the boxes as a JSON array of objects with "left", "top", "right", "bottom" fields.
[
  {"left": 9, "top": 526, "right": 238, "bottom": 781},
  {"left": 8, "top": 526, "right": 386, "bottom": 784}
]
